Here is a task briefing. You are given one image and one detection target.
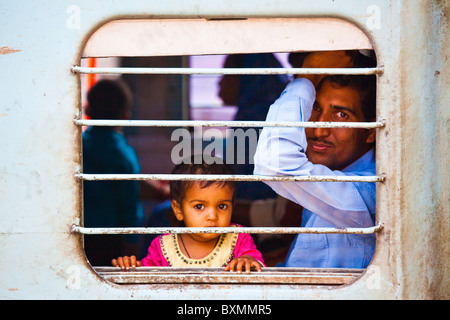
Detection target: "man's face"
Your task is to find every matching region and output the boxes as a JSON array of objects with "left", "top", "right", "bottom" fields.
[
  {"left": 305, "top": 80, "right": 375, "bottom": 171},
  {"left": 218, "top": 75, "right": 240, "bottom": 106}
]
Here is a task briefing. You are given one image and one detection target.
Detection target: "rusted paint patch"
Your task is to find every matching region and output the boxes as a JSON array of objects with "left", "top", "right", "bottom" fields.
[{"left": 0, "top": 47, "right": 21, "bottom": 55}]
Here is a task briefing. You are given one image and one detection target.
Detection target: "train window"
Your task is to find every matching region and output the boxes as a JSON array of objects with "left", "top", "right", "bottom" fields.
[{"left": 71, "top": 18, "right": 384, "bottom": 285}]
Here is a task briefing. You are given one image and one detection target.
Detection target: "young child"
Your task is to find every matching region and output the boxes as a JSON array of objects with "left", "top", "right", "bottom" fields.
[{"left": 112, "top": 155, "right": 265, "bottom": 274}]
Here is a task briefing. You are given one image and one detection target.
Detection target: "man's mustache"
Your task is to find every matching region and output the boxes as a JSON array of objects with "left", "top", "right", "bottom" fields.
[{"left": 307, "top": 138, "right": 335, "bottom": 147}]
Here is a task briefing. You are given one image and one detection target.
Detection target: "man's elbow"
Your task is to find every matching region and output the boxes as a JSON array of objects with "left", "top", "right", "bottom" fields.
[{"left": 253, "top": 152, "right": 281, "bottom": 176}]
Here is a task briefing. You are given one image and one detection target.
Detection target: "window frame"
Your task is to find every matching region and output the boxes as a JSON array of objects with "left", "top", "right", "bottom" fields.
[{"left": 73, "top": 17, "right": 385, "bottom": 286}]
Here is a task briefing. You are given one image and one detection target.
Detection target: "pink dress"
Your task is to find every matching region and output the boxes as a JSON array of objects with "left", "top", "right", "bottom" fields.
[{"left": 141, "top": 224, "right": 265, "bottom": 267}]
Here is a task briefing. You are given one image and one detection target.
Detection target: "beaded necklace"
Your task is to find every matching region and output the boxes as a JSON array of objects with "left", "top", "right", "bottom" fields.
[
  {"left": 160, "top": 231, "right": 238, "bottom": 267},
  {"left": 178, "top": 234, "right": 220, "bottom": 259}
]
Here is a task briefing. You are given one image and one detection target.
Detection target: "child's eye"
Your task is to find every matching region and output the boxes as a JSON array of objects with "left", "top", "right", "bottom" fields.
[
  {"left": 194, "top": 204, "right": 204, "bottom": 210},
  {"left": 218, "top": 204, "right": 228, "bottom": 210}
]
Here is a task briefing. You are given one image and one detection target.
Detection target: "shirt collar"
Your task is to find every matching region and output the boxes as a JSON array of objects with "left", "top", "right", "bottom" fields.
[{"left": 342, "top": 147, "right": 375, "bottom": 173}]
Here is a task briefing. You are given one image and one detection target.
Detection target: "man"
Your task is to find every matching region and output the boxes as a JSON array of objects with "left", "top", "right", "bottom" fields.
[{"left": 253, "top": 51, "right": 377, "bottom": 268}]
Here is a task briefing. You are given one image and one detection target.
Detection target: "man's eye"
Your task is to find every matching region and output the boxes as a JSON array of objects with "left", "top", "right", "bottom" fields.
[
  {"left": 194, "top": 204, "right": 204, "bottom": 210},
  {"left": 336, "top": 111, "right": 348, "bottom": 119},
  {"left": 218, "top": 204, "right": 228, "bottom": 210}
]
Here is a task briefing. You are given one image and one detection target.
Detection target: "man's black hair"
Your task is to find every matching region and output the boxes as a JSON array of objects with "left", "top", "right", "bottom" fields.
[
  {"left": 86, "top": 79, "right": 132, "bottom": 120},
  {"left": 316, "top": 74, "right": 376, "bottom": 121}
]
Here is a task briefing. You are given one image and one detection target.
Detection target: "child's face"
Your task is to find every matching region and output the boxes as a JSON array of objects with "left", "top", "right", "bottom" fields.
[{"left": 172, "top": 182, "right": 234, "bottom": 242}]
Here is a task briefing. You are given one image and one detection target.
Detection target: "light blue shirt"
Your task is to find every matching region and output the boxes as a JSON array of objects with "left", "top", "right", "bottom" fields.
[{"left": 254, "top": 78, "right": 376, "bottom": 268}]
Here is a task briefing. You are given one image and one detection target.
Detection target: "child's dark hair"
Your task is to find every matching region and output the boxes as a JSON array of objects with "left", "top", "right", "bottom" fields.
[{"left": 170, "top": 155, "right": 237, "bottom": 205}]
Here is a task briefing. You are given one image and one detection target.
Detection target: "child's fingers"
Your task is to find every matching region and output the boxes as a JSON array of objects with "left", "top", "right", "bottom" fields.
[
  {"left": 252, "top": 260, "right": 262, "bottom": 272},
  {"left": 112, "top": 256, "right": 140, "bottom": 270},
  {"left": 130, "top": 255, "right": 137, "bottom": 268},
  {"left": 240, "top": 261, "right": 250, "bottom": 274},
  {"left": 224, "top": 259, "right": 237, "bottom": 272},
  {"left": 123, "top": 256, "right": 131, "bottom": 270},
  {"left": 225, "top": 258, "right": 263, "bottom": 273},
  {"left": 235, "top": 259, "right": 246, "bottom": 274},
  {"left": 117, "top": 256, "right": 130, "bottom": 270},
  {"left": 243, "top": 260, "right": 255, "bottom": 274},
  {"left": 117, "top": 256, "right": 125, "bottom": 269}
]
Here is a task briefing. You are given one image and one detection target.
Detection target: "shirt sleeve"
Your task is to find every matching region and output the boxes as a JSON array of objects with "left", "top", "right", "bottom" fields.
[
  {"left": 140, "top": 236, "right": 169, "bottom": 267},
  {"left": 234, "top": 231, "right": 266, "bottom": 267},
  {"left": 253, "top": 78, "right": 375, "bottom": 228}
]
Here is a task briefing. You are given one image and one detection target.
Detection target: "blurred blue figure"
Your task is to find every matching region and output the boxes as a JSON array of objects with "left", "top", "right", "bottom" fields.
[
  {"left": 82, "top": 79, "right": 145, "bottom": 266},
  {"left": 219, "top": 53, "right": 289, "bottom": 200}
]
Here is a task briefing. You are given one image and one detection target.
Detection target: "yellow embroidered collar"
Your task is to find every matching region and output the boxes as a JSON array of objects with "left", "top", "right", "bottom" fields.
[{"left": 160, "top": 232, "right": 238, "bottom": 267}]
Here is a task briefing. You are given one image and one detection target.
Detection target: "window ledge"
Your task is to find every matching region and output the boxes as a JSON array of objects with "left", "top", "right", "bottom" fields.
[{"left": 94, "top": 267, "right": 363, "bottom": 285}]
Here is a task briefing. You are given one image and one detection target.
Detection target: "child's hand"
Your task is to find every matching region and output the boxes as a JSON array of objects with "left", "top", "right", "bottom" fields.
[
  {"left": 224, "top": 255, "right": 263, "bottom": 274},
  {"left": 111, "top": 255, "right": 142, "bottom": 270}
]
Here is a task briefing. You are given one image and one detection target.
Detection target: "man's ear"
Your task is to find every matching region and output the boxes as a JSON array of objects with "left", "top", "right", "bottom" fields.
[
  {"left": 119, "top": 109, "right": 132, "bottom": 120},
  {"left": 171, "top": 200, "right": 184, "bottom": 221},
  {"left": 365, "top": 128, "right": 376, "bottom": 144}
]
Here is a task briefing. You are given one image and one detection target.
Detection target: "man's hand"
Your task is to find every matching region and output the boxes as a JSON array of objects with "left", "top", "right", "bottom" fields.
[{"left": 298, "top": 50, "right": 356, "bottom": 87}]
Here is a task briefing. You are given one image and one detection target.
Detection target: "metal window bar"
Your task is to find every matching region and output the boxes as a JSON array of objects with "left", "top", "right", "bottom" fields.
[
  {"left": 74, "top": 118, "right": 385, "bottom": 129},
  {"left": 73, "top": 64, "right": 384, "bottom": 237},
  {"left": 72, "top": 225, "right": 383, "bottom": 235},
  {"left": 71, "top": 66, "right": 383, "bottom": 76},
  {"left": 75, "top": 173, "right": 384, "bottom": 183}
]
